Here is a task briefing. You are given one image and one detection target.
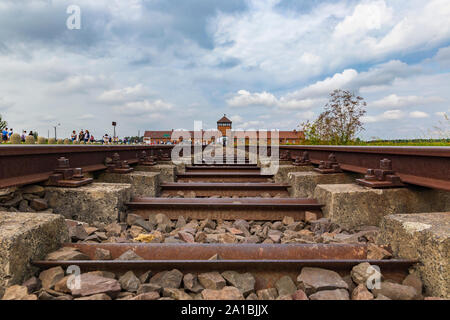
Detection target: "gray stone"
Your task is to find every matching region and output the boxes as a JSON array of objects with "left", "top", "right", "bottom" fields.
[
  {"left": 297, "top": 267, "right": 348, "bottom": 294},
  {"left": 150, "top": 269, "right": 183, "bottom": 289},
  {"left": 94, "top": 248, "right": 112, "bottom": 260},
  {"left": 275, "top": 276, "right": 297, "bottom": 296},
  {"left": 163, "top": 288, "right": 193, "bottom": 300},
  {"left": 30, "top": 198, "right": 48, "bottom": 211},
  {"left": 1, "top": 285, "right": 38, "bottom": 300},
  {"left": 198, "top": 272, "right": 226, "bottom": 290},
  {"left": 351, "top": 284, "right": 374, "bottom": 300},
  {"left": 137, "top": 283, "right": 162, "bottom": 294},
  {"left": 75, "top": 293, "right": 112, "bottom": 300},
  {"left": 39, "top": 267, "right": 65, "bottom": 290},
  {"left": 70, "top": 274, "right": 121, "bottom": 297},
  {"left": 309, "top": 289, "right": 350, "bottom": 300},
  {"left": 372, "top": 282, "right": 419, "bottom": 300},
  {"left": 402, "top": 274, "right": 423, "bottom": 296},
  {"left": 351, "top": 263, "right": 380, "bottom": 285},
  {"left": 46, "top": 247, "right": 90, "bottom": 261},
  {"left": 116, "top": 250, "right": 144, "bottom": 261},
  {"left": 131, "top": 292, "right": 160, "bottom": 300},
  {"left": 201, "top": 286, "right": 244, "bottom": 300},
  {"left": 183, "top": 273, "right": 203, "bottom": 293},
  {"left": 221, "top": 271, "right": 255, "bottom": 296},
  {"left": 119, "top": 271, "right": 141, "bottom": 292},
  {"left": 256, "top": 288, "right": 278, "bottom": 300}
]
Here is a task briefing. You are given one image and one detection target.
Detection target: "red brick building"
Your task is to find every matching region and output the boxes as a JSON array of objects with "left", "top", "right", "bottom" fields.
[{"left": 143, "top": 115, "right": 304, "bottom": 145}]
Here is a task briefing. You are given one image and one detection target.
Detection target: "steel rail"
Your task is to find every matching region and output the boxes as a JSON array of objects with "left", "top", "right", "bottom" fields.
[
  {"left": 33, "top": 243, "right": 417, "bottom": 288},
  {"left": 279, "top": 145, "right": 450, "bottom": 191},
  {"left": 0, "top": 145, "right": 172, "bottom": 188}
]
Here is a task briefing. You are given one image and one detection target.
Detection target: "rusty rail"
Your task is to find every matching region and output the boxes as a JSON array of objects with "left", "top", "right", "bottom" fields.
[
  {"left": 33, "top": 243, "right": 417, "bottom": 289},
  {"left": 160, "top": 182, "right": 290, "bottom": 197},
  {"left": 1, "top": 145, "right": 449, "bottom": 190},
  {"left": 127, "top": 197, "right": 323, "bottom": 221},
  {"left": 0, "top": 145, "right": 172, "bottom": 188},
  {"left": 279, "top": 146, "right": 450, "bottom": 191}
]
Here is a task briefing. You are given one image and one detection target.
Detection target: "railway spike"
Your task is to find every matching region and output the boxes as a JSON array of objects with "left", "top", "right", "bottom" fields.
[
  {"left": 138, "top": 151, "right": 156, "bottom": 166},
  {"left": 106, "top": 153, "right": 134, "bottom": 174},
  {"left": 356, "top": 158, "right": 405, "bottom": 188},
  {"left": 293, "top": 151, "right": 311, "bottom": 166},
  {"left": 313, "top": 153, "right": 343, "bottom": 174},
  {"left": 47, "top": 157, "right": 93, "bottom": 187}
]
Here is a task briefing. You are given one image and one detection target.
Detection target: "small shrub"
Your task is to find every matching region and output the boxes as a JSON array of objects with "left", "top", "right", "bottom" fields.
[
  {"left": 25, "top": 135, "right": 35, "bottom": 144},
  {"left": 10, "top": 133, "right": 21, "bottom": 144},
  {"left": 37, "top": 137, "right": 46, "bottom": 144}
]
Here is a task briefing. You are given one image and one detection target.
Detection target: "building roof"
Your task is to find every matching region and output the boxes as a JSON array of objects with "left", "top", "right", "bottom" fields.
[
  {"left": 144, "top": 131, "right": 173, "bottom": 139},
  {"left": 144, "top": 130, "right": 304, "bottom": 140},
  {"left": 217, "top": 114, "right": 232, "bottom": 123}
]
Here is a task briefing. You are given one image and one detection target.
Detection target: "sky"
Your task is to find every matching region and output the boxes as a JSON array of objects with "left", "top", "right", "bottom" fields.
[{"left": 0, "top": 0, "right": 449, "bottom": 140}]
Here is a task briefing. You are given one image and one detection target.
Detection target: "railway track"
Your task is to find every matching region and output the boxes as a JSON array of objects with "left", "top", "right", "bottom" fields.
[
  {"left": 2, "top": 145, "right": 445, "bottom": 300},
  {"left": 34, "top": 243, "right": 416, "bottom": 291}
]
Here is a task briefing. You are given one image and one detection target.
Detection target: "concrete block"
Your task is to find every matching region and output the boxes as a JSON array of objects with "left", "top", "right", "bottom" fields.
[
  {"left": 274, "top": 165, "right": 314, "bottom": 184},
  {"left": 45, "top": 183, "right": 132, "bottom": 224},
  {"left": 0, "top": 212, "right": 69, "bottom": 297},
  {"left": 379, "top": 212, "right": 450, "bottom": 298},
  {"left": 314, "top": 184, "right": 450, "bottom": 229},
  {"left": 134, "top": 164, "right": 176, "bottom": 182},
  {"left": 289, "top": 171, "right": 355, "bottom": 198},
  {"left": 96, "top": 171, "right": 160, "bottom": 197}
]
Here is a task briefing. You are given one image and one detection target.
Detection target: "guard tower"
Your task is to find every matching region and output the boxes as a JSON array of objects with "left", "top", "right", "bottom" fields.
[{"left": 217, "top": 114, "right": 232, "bottom": 137}]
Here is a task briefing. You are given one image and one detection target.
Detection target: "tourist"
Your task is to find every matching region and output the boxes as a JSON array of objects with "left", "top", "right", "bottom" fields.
[
  {"left": 21, "top": 130, "right": 26, "bottom": 142},
  {"left": 78, "top": 130, "right": 85, "bottom": 142},
  {"left": 90, "top": 135, "right": 94, "bottom": 143},
  {"left": 1, "top": 127, "right": 8, "bottom": 143},
  {"left": 28, "top": 130, "right": 33, "bottom": 136},
  {"left": 84, "top": 130, "right": 90, "bottom": 143},
  {"left": 71, "top": 130, "right": 76, "bottom": 141},
  {"left": 103, "top": 134, "right": 109, "bottom": 144},
  {"left": 8, "top": 128, "right": 13, "bottom": 139}
]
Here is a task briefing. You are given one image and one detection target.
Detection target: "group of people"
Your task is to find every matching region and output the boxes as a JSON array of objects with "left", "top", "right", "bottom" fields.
[
  {"left": 71, "top": 130, "right": 94, "bottom": 143},
  {"left": 2, "top": 128, "right": 34, "bottom": 143}
]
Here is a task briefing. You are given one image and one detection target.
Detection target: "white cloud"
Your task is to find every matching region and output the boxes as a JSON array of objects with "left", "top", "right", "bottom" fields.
[
  {"left": 0, "top": 97, "right": 13, "bottom": 110},
  {"left": 435, "top": 46, "right": 450, "bottom": 67},
  {"left": 362, "top": 109, "right": 405, "bottom": 123},
  {"left": 210, "top": 0, "right": 450, "bottom": 81},
  {"left": 334, "top": 0, "right": 393, "bottom": 38},
  {"left": 52, "top": 75, "right": 108, "bottom": 94},
  {"left": 409, "top": 111, "right": 429, "bottom": 118},
  {"left": 113, "top": 99, "right": 173, "bottom": 116},
  {"left": 227, "top": 90, "right": 277, "bottom": 107},
  {"left": 77, "top": 114, "right": 95, "bottom": 120},
  {"left": 98, "top": 84, "right": 148, "bottom": 103},
  {"left": 371, "top": 94, "right": 444, "bottom": 108}
]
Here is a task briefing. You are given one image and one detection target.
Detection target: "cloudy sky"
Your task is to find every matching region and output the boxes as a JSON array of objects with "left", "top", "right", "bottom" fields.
[{"left": 0, "top": 0, "right": 449, "bottom": 140}]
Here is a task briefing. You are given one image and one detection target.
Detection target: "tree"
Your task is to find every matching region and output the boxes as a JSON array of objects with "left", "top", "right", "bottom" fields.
[
  {"left": 301, "top": 89, "right": 367, "bottom": 145},
  {"left": 0, "top": 114, "right": 7, "bottom": 131}
]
